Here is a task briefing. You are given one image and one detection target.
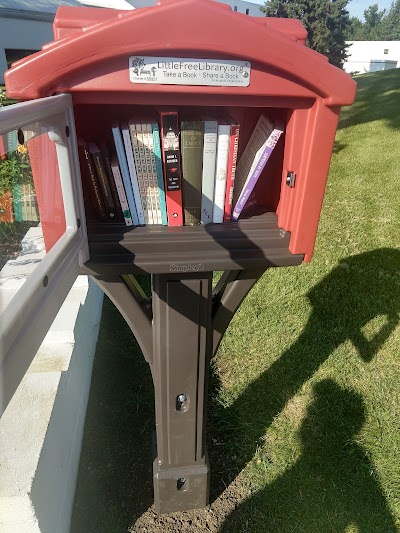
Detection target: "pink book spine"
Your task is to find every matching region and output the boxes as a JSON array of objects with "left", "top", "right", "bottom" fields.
[{"left": 223, "top": 123, "right": 240, "bottom": 222}]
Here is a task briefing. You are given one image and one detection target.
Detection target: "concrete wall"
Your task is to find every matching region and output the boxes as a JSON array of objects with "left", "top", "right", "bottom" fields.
[
  {"left": 0, "top": 226, "right": 104, "bottom": 533},
  {"left": 344, "top": 40, "right": 400, "bottom": 74},
  {"left": 0, "top": 17, "right": 54, "bottom": 84}
]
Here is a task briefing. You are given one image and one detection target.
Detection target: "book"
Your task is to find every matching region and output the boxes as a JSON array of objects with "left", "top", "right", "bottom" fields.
[
  {"left": 78, "top": 140, "right": 107, "bottom": 221},
  {"left": 133, "top": 122, "right": 154, "bottom": 224},
  {"left": 121, "top": 123, "right": 145, "bottom": 225},
  {"left": 212, "top": 123, "right": 231, "bottom": 223},
  {"left": 181, "top": 120, "right": 204, "bottom": 225},
  {"left": 26, "top": 183, "right": 39, "bottom": 222},
  {"left": 88, "top": 142, "right": 116, "bottom": 219},
  {"left": 152, "top": 122, "right": 168, "bottom": 225},
  {"left": 232, "top": 115, "right": 284, "bottom": 221},
  {"left": 100, "top": 141, "right": 124, "bottom": 220},
  {"left": 21, "top": 183, "right": 28, "bottom": 221},
  {"left": 146, "top": 123, "right": 162, "bottom": 225},
  {"left": 223, "top": 121, "right": 240, "bottom": 222},
  {"left": 201, "top": 119, "right": 218, "bottom": 224},
  {"left": 111, "top": 124, "right": 139, "bottom": 225},
  {"left": 12, "top": 183, "right": 23, "bottom": 221},
  {"left": 0, "top": 190, "right": 14, "bottom": 222},
  {"left": 129, "top": 122, "right": 150, "bottom": 224},
  {"left": 110, "top": 157, "right": 134, "bottom": 226},
  {"left": 160, "top": 111, "right": 183, "bottom": 226}
]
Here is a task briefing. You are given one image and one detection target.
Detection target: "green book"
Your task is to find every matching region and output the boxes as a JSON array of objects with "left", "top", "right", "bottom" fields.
[
  {"left": 12, "top": 183, "right": 23, "bottom": 221},
  {"left": 181, "top": 120, "right": 204, "bottom": 225}
]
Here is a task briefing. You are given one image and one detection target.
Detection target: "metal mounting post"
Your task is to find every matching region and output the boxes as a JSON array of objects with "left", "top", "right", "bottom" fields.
[{"left": 93, "top": 267, "right": 267, "bottom": 514}]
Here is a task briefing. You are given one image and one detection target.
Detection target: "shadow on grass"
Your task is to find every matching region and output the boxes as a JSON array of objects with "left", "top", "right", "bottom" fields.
[
  {"left": 70, "top": 296, "right": 155, "bottom": 533},
  {"left": 210, "top": 247, "right": 399, "bottom": 531},
  {"left": 220, "top": 379, "right": 398, "bottom": 532},
  {"left": 339, "top": 69, "right": 400, "bottom": 132}
]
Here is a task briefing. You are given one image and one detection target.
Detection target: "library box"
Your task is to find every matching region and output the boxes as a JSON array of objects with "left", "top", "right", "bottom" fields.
[{"left": 4, "top": 0, "right": 357, "bottom": 270}]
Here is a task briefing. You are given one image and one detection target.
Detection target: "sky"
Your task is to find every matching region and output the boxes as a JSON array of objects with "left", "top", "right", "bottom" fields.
[{"left": 250, "top": 0, "right": 394, "bottom": 20}]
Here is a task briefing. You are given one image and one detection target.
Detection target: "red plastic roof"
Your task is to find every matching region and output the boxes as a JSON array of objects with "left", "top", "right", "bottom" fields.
[{"left": 5, "top": 0, "right": 356, "bottom": 106}]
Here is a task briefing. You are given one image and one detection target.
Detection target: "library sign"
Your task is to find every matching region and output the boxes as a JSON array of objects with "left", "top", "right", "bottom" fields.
[{"left": 129, "top": 56, "right": 251, "bottom": 87}]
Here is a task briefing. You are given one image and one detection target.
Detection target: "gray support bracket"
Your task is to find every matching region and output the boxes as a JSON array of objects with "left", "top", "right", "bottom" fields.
[{"left": 91, "top": 268, "right": 266, "bottom": 514}]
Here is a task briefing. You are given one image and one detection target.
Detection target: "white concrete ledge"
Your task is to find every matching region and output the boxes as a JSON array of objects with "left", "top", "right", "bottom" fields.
[{"left": 0, "top": 226, "right": 104, "bottom": 533}]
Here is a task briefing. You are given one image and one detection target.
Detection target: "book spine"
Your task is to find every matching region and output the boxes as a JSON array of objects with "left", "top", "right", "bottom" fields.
[
  {"left": 26, "top": 183, "right": 38, "bottom": 221},
  {"left": 6, "top": 130, "right": 18, "bottom": 153},
  {"left": 147, "top": 124, "right": 162, "bottom": 224},
  {"left": 78, "top": 143, "right": 107, "bottom": 220},
  {"left": 233, "top": 114, "right": 275, "bottom": 208},
  {"left": 213, "top": 124, "right": 231, "bottom": 223},
  {"left": 201, "top": 120, "right": 218, "bottom": 224},
  {"left": 21, "top": 184, "right": 28, "bottom": 221},
  {"left": 111, "top": 159, "right": 133, "bottom": 226},
  {"left": 224, "top": 123, "right": 240, "bottom": 222},
  {"left": 100, "top": 142, "right": 124, "bottom": 220},
  {"left": 160, "top": 112, "right": 183, "bottom": 226},
  {"left": 0, "top": 190, "right": 14, "bottom": 222},
  {"left": 111, "top": 125, "right": 139, "bottom": 225},
  {"left": 31, "top": 190, "right": 39, "bottom": 222},
  {"left": 129, "top": 123, "right": 149, "bottom": 225},
  {"left": 12, "top": 183, "right": 23, "bottom": 221},
  {"left": 26, "top": 184, "right": 32, "bottom": 221},
  {"left": 232, "top": 126, "right": 284, "bottom": 220},
  {"left": 89, "top": 144, "right": 116, "bottom": 219},
  {"left": 121, "top": 124, "right": 145, "bottom": 225},
  {"left": 137, "top": 124, "right": 154, "bottom": 224},
  {"left": 181, "top": 120, "right": 204, "bottom": 226},
  {"left": 0, "top": 135, "right": 6, "bottom": 160},
  {"left": 152, "top": 123, "right": 168, "bottom": 225}
]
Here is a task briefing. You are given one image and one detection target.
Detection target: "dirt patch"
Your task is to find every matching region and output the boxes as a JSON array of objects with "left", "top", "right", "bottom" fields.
[{"left": 131, "top": 478, "right": 251, "bottom": 532}]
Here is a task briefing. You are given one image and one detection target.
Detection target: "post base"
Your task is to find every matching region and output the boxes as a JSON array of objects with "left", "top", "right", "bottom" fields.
[{"left": 153, "top": 459, "right": 210, "bottom": 514}]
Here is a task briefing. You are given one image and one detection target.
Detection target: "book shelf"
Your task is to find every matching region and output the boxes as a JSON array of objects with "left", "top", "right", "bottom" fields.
[{"left": 74, "top": 102, "right": 296, "bottom": 274}]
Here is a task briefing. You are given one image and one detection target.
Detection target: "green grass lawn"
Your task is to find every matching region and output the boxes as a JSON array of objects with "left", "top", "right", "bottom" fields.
[
  {"left": 72, "top": 69, "right": 400, "bottom": 532},
  {"left": 0, "top": 85, "right": 17, "bottom": 107}
]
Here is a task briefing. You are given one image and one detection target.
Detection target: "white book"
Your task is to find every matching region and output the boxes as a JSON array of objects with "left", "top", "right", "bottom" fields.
[
  {"left": 212, "top": 123, "right": 231, "bottom": 223},
  {"left": 121, "top": 123, "right": 145, "bottom": 225},
  {"left": 110, "top": 158, "right": 133, "bottom": 226},
  {"left": 146, "top": 123, "right": 162, "bottom": 224},
  {"left": 111, "top": 124, "right": 139, "bottom": 225},
  {"left": 201, "top": 120, "right": 218, "bottom": 224}
]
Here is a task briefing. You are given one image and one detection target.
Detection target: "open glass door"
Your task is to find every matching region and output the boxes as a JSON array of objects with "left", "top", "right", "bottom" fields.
[{"left": 0, "top": 93, "right": 88, "bottom": 416}]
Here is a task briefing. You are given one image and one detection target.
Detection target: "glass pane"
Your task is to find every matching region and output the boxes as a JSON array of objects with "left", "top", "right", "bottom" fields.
[{"left": 0, "top": 117, "right": 67, "bottom": 317}]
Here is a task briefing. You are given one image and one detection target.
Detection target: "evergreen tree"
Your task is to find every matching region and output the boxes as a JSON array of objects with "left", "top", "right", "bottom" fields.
[
  {"left": 262, "top": 0, "right": 351, "bottom": 68},
  {"left": 380, "top": 0, "right": 400, "bottom": 40}
]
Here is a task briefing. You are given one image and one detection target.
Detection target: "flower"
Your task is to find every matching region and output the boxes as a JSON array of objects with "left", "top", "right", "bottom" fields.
[{"left": 17, "top": 144, "right": 28, "bottom": 154}]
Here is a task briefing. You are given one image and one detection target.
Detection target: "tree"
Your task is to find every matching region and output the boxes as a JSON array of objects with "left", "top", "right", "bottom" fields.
[
  {"left": 346, "top": 16, "right": 365, "bottom": 40},
  {"left": 380, "top": 0, "right": 400, "bottom": 40},
  {"left": 262, "top": 0, "right": 351, "bottom": 68}
]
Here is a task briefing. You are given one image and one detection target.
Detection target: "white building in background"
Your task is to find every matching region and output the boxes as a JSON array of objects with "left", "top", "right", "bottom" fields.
[{"left": 344, "top": 41, "right": 400, "bottom": 74}]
